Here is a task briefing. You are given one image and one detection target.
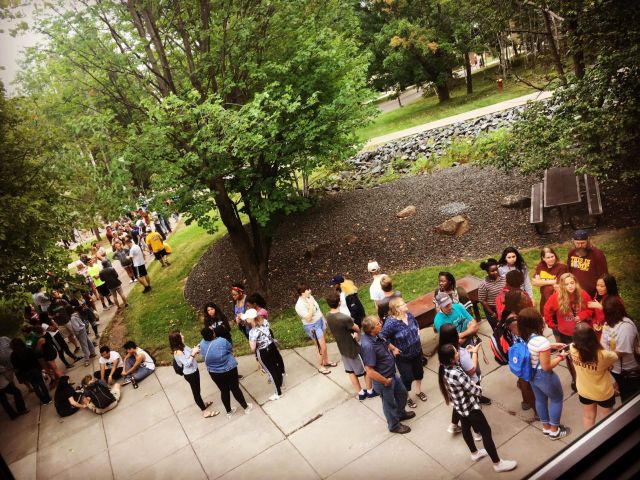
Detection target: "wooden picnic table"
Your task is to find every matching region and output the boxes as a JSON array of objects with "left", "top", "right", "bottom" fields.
[{"left": 407, "top": 275, "right": 483, "bottom": 329}]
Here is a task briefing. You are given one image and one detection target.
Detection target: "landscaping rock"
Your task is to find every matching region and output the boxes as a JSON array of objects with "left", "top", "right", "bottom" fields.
[
  {"left": 435, "top": 215, "right": 470, "bottom": 237},
  {"left": 344, "top": 234, "right": 358, "bottom": 244},
  {"left": 501, "top": 194, "right": 531, "bottom": 208},
  {"left": 396, "top": 205, "right": 417, "bottom": 219}
]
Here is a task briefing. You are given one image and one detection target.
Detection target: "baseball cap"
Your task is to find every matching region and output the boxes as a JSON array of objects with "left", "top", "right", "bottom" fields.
[
  {"left": 435, "top": 292, "right": 452, "bottom": 308},
  {"left": 329, "top": 274, "right": 345, "bottom": 286},
  {"left": 367, "top": 261, "right": 380, "bottom": 273},
  {"left": 240, "top": 308, "right": 258, "bottom": 321},
  {"left": 573, "top": 229, "right": 588, "bottom": 240}
]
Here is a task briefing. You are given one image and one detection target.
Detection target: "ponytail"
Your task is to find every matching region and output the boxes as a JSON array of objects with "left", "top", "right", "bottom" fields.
[{"left": 438, "top": 364, "right": 450, "bottom": 405}]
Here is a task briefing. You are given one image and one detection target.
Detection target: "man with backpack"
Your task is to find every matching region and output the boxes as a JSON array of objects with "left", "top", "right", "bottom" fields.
[{"left": 81, "top": 375, "right": 122, "bottom": 414}]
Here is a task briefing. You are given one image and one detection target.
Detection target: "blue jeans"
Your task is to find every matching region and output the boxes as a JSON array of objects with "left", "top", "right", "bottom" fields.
[
  {"left": 531, "top": 369, "right": 564, "bottom": 426},
  {"left": 125, "top": 356, "right": 154, "bottom": 382},
  {"left": 373, "top": 374, "right": 408, "bottom": 431}
]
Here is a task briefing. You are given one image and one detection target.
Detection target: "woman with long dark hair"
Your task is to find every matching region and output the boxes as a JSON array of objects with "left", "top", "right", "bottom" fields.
[
  {"left": 169, "top": 330, "right": 218, "bottom": 418},
  {"left": 498, "top": 247, "right": 534, "bottom": 304},
  {"left": 570, "top": 322, "right": 617, "bottom": 429},
  {"left": 601, "top": 296, "right": 640, "bottom": 402},
  {"left": 588, "top": 274, "right": 622, "bottom": 341},
  {"left": 438, "top": 343, "right": 517, "bottom": 472},
  {"left": 477, "top": 259, "right": 505, "bottom": 330},
  {"left": 203, "top": 302, "right": 232, "bottom": 343},
  {"left": 532, "top": 246, "right": 568, "bottom": 314},
  {"left": 244, "top": 309, "right": 284, "bottom": 401}
]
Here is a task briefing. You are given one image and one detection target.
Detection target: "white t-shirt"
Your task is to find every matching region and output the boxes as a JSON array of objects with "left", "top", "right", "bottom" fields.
[
  {"left": 339, "top": 292, "right": 351, "bottom": 317},
  {"left": 295, "top": 296, "right": 324, "bottom": 325},
  {"left": 527, "top": 335, "right": 551, "bottom": 369},
  {"left": 136, "top": 348, "right": 156, "bottom": 371},
  {"left": 369, "top": 274, "right": 385, "bottom": 302},
  {"left": 33, "top": 292, "right": 51, "bottom": 312},
  {"left": 129, "top": 243, "right": 145, "bottom": 267},
  {"left": 601, "top": 318, "right": 639, "bottom": 374},
  {"left": 99, "top": 351, "right": 122, "bottom": 370},
  {"left": 458, "top": 348, "right": 479, "bottom": 383}
]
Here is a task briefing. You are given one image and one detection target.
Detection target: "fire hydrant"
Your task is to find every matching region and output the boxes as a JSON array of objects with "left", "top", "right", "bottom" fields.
[{"left": 496, "top": 78, "right": 503, "bottom": 92}]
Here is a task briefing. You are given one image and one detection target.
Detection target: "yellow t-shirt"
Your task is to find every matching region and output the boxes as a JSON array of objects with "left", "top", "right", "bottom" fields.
[
  {"left": 570, "top": 346, "right": 617, "bottom": 401},
  {"left": 145, "top": 231, "right": 164, "bottom": 253}
]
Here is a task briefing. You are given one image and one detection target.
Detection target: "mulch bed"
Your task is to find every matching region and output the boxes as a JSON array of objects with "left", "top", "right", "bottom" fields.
[{"left": 184, "top": 165, "right": 640, "bottom": 313}]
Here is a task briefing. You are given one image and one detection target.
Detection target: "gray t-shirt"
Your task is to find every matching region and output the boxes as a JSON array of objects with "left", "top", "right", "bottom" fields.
[
  {"left": 601, "top": 318, "right": 639, "bottom": 374},
  {"left": 326, "top": 312, "right": 359, "bottom": 358}
]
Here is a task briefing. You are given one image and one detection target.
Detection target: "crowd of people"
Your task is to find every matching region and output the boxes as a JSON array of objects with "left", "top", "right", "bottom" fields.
[{"left": 1, "top": 225, "right": 639, "bottom": 474}]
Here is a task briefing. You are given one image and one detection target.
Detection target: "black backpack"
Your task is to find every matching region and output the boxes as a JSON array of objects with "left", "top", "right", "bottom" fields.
[
  {"left": 85, "top": 381, "right": 116, "bottom": 409},
  {"left": 172, "top": 358, "right": 184, "bottom": 376}
]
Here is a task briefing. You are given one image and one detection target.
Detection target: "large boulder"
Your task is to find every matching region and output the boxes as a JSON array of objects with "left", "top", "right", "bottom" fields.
[
  {"left": 435, "top": 215, "right": 469, "bottom": 237},
  {"left": 501, "top": 194, "right": 531, "bottom": 209},
  {"left": 396, "top": 205, "right": 417, "bottom": 219}
]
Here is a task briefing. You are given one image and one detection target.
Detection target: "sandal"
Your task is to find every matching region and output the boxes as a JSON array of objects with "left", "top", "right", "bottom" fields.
[
  {"left": 416, "top": 392, "right": 428, "bottom": 402},
  {"left": 203, "top": 410, "right": 220, "bottom": 418},
  {"left": 323, "top": 362, "right": 338, "bottom": 368},
  {"left": 407, "top": 398, "right": 418, "bottom": 409},
  {"left": 318, "top": 368, "right": 331, "bottom": 375},
  {"left": 204, "top": 401, "right": 213, "bottom": 408}
]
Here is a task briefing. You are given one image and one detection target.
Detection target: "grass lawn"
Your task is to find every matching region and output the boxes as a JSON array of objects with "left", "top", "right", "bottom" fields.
[
  {"left": 118, "top": 223, "right": 639, "bottom": 363},
  {"left": 357, "top": 62, "right": 553, "bottom": 142}
]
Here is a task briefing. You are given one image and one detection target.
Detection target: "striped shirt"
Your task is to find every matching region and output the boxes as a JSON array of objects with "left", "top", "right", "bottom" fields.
[
  {"left": 443, "top": 365, "right": 482, "bottom": 417},
  {"left": 478, "top": 275, "right": 506, "bottom": 306}
]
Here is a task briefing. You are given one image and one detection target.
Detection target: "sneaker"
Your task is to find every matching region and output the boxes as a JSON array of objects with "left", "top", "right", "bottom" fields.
[
  {"left": 142, "top": 286, "right": 151, "bottom": 294},
  {"left": 268, "top": 394, "right": 280, "bottom": 401},
  {"left": 407, "top": 398, "right": 417, "bottom": 409},
  {"left": 390, "top": 424, "right": 411, "bottom": 434},
  {"left": 84, "top": 361, "right": 90, "bottom": 367},
  {"left": 226, "top": 406, "right": 237, "bottom": 419},
  {"left": 73, "top": 347, "right": 81, "bottom": 354},
  {"left": 548, "top": 426, "right": 571, "bottom": 440},
  {"left": 473, "top": 431, "right": 482, "bottom": 442},
  {"left": 493, "top": 459, "right": 518, "bottom": 472},
  {"left": 521, "top": 402, "right": 531, "bottom": 411},
  {"left": 447, "top": 423, "right": 462, "bottom": 434},
  {"left": 479, "top": 395, "right": 492, "bottom": 405},
  {"left": 357, "top": 391, "right": 367, "bottom": 401},
  {"left": 470, "top": 449, "right": 488, "bottom": 462},
  {"left": 121, "top": 377, "right": 133, "bottom": 386},
  {"left": 244, "top": 403, "right": 254, "bottom": 414},
  {"left": 129, "top": 279, "right": 135, "bottom": 284},
  {"left": 366, "top": 390, "right": 379, "bottom": 399}
]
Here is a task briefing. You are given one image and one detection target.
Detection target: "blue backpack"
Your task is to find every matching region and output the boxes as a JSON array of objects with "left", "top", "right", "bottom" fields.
[{"left": 508, "top": 335, "right": 540, "bottom": 381}]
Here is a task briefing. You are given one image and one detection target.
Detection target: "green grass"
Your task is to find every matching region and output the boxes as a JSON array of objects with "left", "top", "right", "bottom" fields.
[{"left": 357, "top": 63, "right": 551, "bottom": 142}]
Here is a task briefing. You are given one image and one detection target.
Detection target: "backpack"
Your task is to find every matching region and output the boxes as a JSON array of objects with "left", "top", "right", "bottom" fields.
[
  {"left": 489, "top": 319, "right": 515, "bottom": 366},
  {"left": 85, "top": 381, "right": 116, "bottom": 409},
  {"left": 172, "top": 358, "right": 184, "bottom": 376},
  {"left": 508, "top": 335, "right": 540, "bottom": 381}
]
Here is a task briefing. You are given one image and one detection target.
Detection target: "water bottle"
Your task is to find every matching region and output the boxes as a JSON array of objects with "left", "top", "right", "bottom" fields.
[{"left": 131, "top": 377, "right": 138, "bottom": 389}]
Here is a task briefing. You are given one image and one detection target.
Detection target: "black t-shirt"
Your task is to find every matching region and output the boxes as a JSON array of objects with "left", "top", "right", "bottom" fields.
[
  {"left": 205, "top": 316, "right": 232, "bottom": 343},
  {"left": 99, "top": 267, "right": 122, "bottom": 289},
  {"left": 54, "top": 383, "right": 79, "bottom": 417}
]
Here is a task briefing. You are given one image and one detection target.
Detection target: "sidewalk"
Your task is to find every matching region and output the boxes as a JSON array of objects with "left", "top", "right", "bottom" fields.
[
  {"left": 365, "top": 90, "right": 552, "bottom": 148},
  {"left": 3, "top": 316, "right": 598, "bottom": 479}
]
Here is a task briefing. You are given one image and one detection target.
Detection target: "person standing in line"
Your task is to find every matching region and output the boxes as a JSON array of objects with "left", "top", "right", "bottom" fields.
[
  {"left": 87, "top": 257, "right": 114, "bottom": 309},
  {"left": 199, "top": 327, "right": 253, "bottom": 418},
  {"left": 517, "top": 308, "right": 571, "bottom": 440},
  {"left": 381, "top": 297, "right": 427, "bottom": 408},
  {"left": 126, "top": 238, "right": 151, "bottom": 293},
  {"left": 438, "top": 343, "right": 517, "bottom": 472},
  {"left": 329, "top": 274, "right": 366, "bottom": 328},
  {"left": 368, "top": 261, "right": 386, "bottom": 307},
  {"left": 203, "top": 302, "right": 233, "bottom": 344},
  {"left": 360, "top": 315, "right": 415, "bottom": 434},
  {"left": 244, "top": 309, "right": 284, "bottom": 401},
  {"left": 40, "top": 313, "right": 81, "bottom": 368},
  {"left": 69, "top": 305, "right": 96, "bottom": 367},
  {"left": 532, "top": 247, "right": 568, "bottom": 315},
  {"left": 145, "top": 228, "right": 170, "bottom": 267},
  {"left": 295, "top": 283, "right": 336, "bottom": 374},
  {"left": 31, "top": 287, "right": 51, "bottom": 313},
  {"left": 99, "top": 260, "right": 128, "bottom": 308},
  {"left": 112, "top": 239, "right": 136, "bottom": 284},
  {"left": 376, "top": 275, "right": 401, "bottom": 324},
  {"left": 477, "top": 259, "right": 506, "bottom": 330},
  {"left": 566, "top": 230, "right": 608, "bottom": 298},
  {"left": 495, "top": 271, "right": 533, "bottom": 323},
  {"left": 325, "top": 292, "right": 376, "bottom": 401},
  {"left": 48, "top": 289, "right": 82, "bottom": 353},
  {"left": 246, "top": 294, "right": 285, "bottom": 378},
  {"left": 231, "top": 284, "right": 250, "bottom": 339},
  {"left": 0, "top": 337, "right": 28, "bottom": 420},
  {"left": 169, "top": 330, "right": 218, "bottom": 418},
  {"left": 570, "top": 322, "right": 617, "bottom": 429},
  {"left": 498, "top": 247, "right": 534, "bottom": 304}
]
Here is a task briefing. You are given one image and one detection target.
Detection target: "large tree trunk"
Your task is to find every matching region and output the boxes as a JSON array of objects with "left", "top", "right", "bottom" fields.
[
  {"left": 541, "top": 8, "right": 567, "bottom": 86},
  {"left": 463, "top": 52, "right": 473, "bottom": 94},
  {"left": 435, "top": 82, "right": 450, "bottom": 102},
  {"left": 566, "top": 14, "right": 585, "bottom": 80},
  {"left": 92, "top": 227, "right": 102, "bottom": 242}
]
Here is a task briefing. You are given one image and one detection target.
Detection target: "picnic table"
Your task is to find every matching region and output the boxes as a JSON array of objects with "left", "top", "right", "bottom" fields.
[
  {"left": 530, "top": 166, "right": 603, "bottom": 233},
  {"left": 407, "top": 275, "right": 483, "bottom": 329}
]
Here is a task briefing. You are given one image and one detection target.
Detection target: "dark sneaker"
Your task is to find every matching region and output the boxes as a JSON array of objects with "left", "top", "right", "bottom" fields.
[
  {"left": 521, "top": 402, "right": 531, "bottom": 411},
  {"left": 142, "top": 286, "right": 151, "bottom": 294},
  {"left": 548, "top": 426, "right": 571, "bottom": 440},
  {"left": 390, "top": 424, "right": 411, "bottom": 434},
  {"left": 479, "top": 395, "right": 492, "bottom": 405},
  {"left": 121, "top": 377, "right": 133, "bottom": 386},
  {"left": 407, "top": 398, "right": 417, "bottom": 409},
  {"left": 400, "top": 411, "right": 416, "bottom": 421},
  {"left": 357, "top": 392, "right": 367, "bottom": 401},
  {"left": 367, "top": 390, "right": 380, "bottom": 399}
]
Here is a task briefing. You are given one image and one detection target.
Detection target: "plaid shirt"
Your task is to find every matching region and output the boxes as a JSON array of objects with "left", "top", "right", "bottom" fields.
[{"left": 443, "top": 365, "right": 482, "bottom": 417}]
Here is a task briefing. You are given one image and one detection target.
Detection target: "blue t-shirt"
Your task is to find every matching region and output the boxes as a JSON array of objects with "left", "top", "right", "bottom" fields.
[
  {"left": 361, "top": 334, "right": 396, "bottom": 378},
  {"left": 434, "top": 304, "right": 473, "bottom": 334},
  {"left": 199, "top": 338, "right": 237, "bottom": 373},
  {"left": 380, "top": 313, "right": 421, "bottom": 360}
]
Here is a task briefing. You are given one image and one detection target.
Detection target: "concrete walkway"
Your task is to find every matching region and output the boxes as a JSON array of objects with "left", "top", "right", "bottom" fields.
[
  {"left": 365, "top": 90, "right": 552, "bottom": 148},
  {"left": 3, "top": 315, "right": 602, "bottom": 479}
]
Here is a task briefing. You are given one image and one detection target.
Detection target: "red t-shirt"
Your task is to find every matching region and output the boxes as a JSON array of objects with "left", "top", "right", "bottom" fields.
[
  {"left": 543, "top": 290, "right": 593, "bottom": 336},
  {"left": 534, "top": 261, "right": 569, "bottom": 312},
  {"left": 567, "top": 247, "right": 608, "bottom": 297}
]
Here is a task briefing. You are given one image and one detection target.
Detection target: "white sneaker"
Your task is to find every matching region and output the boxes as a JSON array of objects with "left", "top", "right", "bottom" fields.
[
  {"left": 268, "top": 394, "right": 280, "bottom": 401},
  {"left": 470, "top": 449, "right": 488, "bottom": 462},
  {"left": 226, "top": 406, "right": 237, "bottom": 419},
  {"left": 244, "top": 403, "right": 254, "bottom": 414},
  {"left": 493, "top": 459, "right": 518, "bottom": 472},
  {"left": 473, "top": 431, "right": 483, "bottom": 442},
  {"left": 447, "top": 423, "right": 462, "bottom": 434}
]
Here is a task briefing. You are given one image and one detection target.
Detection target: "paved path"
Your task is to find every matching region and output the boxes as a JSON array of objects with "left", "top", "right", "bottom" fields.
[
  {"left": 365, "top": 90, "right": 552, "bottom": 149},
  {"left": 3, "top": 314, "right": 601, "bottom": 479}
]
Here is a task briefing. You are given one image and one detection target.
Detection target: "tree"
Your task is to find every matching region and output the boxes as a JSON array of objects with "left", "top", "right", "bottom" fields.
[{"left": 20, "top": 0, "right": 374, "bottom": 297}]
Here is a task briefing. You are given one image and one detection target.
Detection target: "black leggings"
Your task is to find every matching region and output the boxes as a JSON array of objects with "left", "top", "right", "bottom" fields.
[
  {"left": 257, "top": 343, "right": 283, "bottom": 395},
  {"left": 0, "top": 381, "right": 27, "bottom": 419},
  {"left": 184, "top": 370, "right": 206, "bottom": 410},
  {"left": 460, "top": 409, "right": 499, "bottom": 463},
  {"left": 52, "top": 332, "right": 76, "bottom": 366},
  {"left": 209, "top": 367, "right": 247, "bottom": 413}
]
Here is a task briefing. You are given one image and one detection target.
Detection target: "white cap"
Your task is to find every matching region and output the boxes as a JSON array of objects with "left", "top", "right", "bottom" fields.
[
  {"left": 367, "top": 261, "right": 380, "bottom": 273},
  {"left": 240, "top": 308, "right": 258, "bottom": 321}
]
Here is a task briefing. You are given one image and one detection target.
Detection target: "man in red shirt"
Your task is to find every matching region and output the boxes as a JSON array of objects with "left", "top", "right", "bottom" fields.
[{"left": 566, "top": 230, "right": 608, "bottom": 297}]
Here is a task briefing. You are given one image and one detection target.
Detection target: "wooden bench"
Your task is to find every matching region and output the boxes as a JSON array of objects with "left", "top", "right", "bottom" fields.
[
  {"left": 584, "top": 174, "right": 603, "bottom": 217},
  {"left": 407, "top": 275, "right": 483, "bottom": 329},
  {"left": 530, "top": 182, "right": 544, "bottom": 232}
]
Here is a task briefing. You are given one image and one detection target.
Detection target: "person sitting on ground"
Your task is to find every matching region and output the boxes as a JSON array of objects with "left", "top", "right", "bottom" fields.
[
  {"left": 99, "top": 260, "right": 128, "bottom": 308},
  {"left": 121, "top": 341, "right": 155, "bottom": 385},
  {"left": 376, "top": 275, "right": 401, "bottom": 324},
  {"left": 94, "top": 345, "right": 123, "bottom": 384},
  {"left": 329, "top": 274, "right": 366, "bottom": 328},
  {"left": 477, "top": 259, "right": 506, "bottom": 330},
  {"left": 54, "top": 376, "right": 85, "bottom": 417},
  {"left": 433, "top": 292, "right": 479, "bottom": 347},
  {"left": 433, "top": 272, "right": 473, "bottom": 315},
  {"left": 325, "top": 291, "right": 376, "bottom": 401},
  {"left": 81, "top": 375, "right": 122, "bottom": 414},
  {"left": 145, "top": 228, "right": 170, "bottom": 267}
]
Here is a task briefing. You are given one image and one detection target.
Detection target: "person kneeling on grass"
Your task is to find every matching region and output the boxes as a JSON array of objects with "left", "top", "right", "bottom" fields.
[
  {"left": 81, "top": 375, "right": 122, "bottom": 414},
  {"left": 121, "top": 341, "right": 155, "bottom": 386}
]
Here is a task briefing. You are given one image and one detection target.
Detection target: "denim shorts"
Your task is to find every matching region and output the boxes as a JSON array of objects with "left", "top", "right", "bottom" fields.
[{"left": 303, "top": 318, "right": 326, "bottom": 340}]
